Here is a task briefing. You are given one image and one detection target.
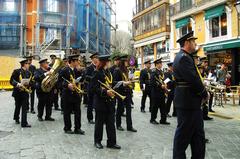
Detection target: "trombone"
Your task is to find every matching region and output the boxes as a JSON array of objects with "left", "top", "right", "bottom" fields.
[
  {"left": 14, "top": 80, "right": 32, "bottom": 94},
  {"left": 98, "top": 80, "right": 126, "bottom": 100},
  {"left": 62, "top": 77, "right": 85, "bottom": 95}
]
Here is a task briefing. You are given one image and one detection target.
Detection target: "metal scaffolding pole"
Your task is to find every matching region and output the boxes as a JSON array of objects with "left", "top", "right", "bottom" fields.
[
  {"left": 96, "top": 0, "right": 99, "bottom": 53},
  {"left": 35, "top": 0, "right": 40, "bottom": 56},
  {"left": 20, "top": 0, "right": 24, "bottom": 57},
  {"left": 86, "top": 0, "right": 90, "bottom": 54},
  {"left": 66, "top": 0, "right": 71, "bottom": 55},
  {"left": 103, "top": 1, "right": 106, "bottom": 54}
]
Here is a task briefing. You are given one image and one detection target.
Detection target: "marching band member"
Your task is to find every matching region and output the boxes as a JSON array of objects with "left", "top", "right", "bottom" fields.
[
  {"left": 85, "top": 52, "right": 99, "bottom": 124},
  {"left": 150, "top": 58, "right": 170, "bottom": 125},
  {"left": 61, "top": 54, "right": 85, "bottom": 135},
  {"left": 113, "top": 55, "right": 137, "bottom": 132},
  {"left": 34, "top": 59, "right": 55, "bottom": 122},
  {"left": 139, "top": 59, "right": 152, "bottom": 113},
  {"left": 25, "top": 55, "right": 36, "bottom": 114},
  {"left": 10, "top": 58, "right": 32, "bottom": 128},
  {"left": 92, "top": 54, "right": 121, "bottom": 149}
]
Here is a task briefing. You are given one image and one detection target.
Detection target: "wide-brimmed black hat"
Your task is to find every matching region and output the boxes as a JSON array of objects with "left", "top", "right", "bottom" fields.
[
  {"left": 144, "top": 59, "right": 151, "bottom": 64},
  {"left": 177, "top": 31, "right": 198, "bottom": 46},
  {"left": 50, "top": 54, "right": 57, "bottom": 58},
  {"left": 167, "top": 62, "right": 173, "bottom": 67},
  {"left": 99, "top": 54, "right": 111, "bottom": 61},
  {"left": 25, "top": 55, "right": 33, "bottom": 59},
  {"left": 39, "top": 58, "right": 48, "bottom": 64},
  {"left": 153, "top": 58, "right": 162, "bottom": 64},
  {"left": 200, "top": 57, "right": 208, "bottom": 62},
  {"left": 90, "top": 52, "right": 99, "bottom": 59},
  {"left": 68, "top": 54, "right": 80, "bottom": 60},
  {"left": 112, "top": 54, "right": 121, "bottom": 60},
  {"left": 120, "top": 54, "right": 128, "bottom": 61},
  {"left": 19, "top": 58, "right": 28, "bottom": 64}
]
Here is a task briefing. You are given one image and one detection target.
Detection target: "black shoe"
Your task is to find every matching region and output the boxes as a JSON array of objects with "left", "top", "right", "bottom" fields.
[
  {"left": 203, "top": 116, "right": 213, "bottom": 121},
  {"left": 15, "top": 120, "right": 20, "bottom": 124},
  {"left": 22, "top": 124, "right": 31, "bottom": 128},
  {"left": 45, "top": 117, "right": 55, "bottom": 121},
  {"left": 141, "top": 109, "right": 146, "bottom": 113},
  {"left": 209, "top": 109, "right": 215, "bottom": 113},
  {"left": 38, "top": 117, "right": 44, "bottom": 121},
  {"left": 121, "top": 114, "right": 126, "bottom": 117},
  {"left": 150, "top": 120, "right": 159, "bottom": 125},
  {"left": 55, "top": 108, "right": 61, "bottom": 111},
  {"left": 107, "top": 144, "right": 121, "bottom": 149},
  {"left": 95, "top": 143, "right": 104, "bottom": 149},
  {"left": 205, "top": 138, "right": 210, "bottom": 144},
  {"left": 88, "top": 120, "right": 95, "bottom": 124},
  {"left": 172, "top": 113, "right": 177, "bottom": 117},
  {"left": 127, "top": 128, "right": 137, "bottom": 132},
  {"left": 31, "top": 110, "right": 36, "bottom": 114},
  {"left": 160, "top": 121, "right": 170, "bottom": 125},
  {"left": 74, "top": 129, "right": 85, "bottom": 135},
  {"left": 64, "top": 130, "right": 74, "bottom": 134},
  {"left": 167, "top": 114, "right": 172, "bottom": 118},
  {"left": 117, "top": 126, "right": 124, "bottom": 131}
]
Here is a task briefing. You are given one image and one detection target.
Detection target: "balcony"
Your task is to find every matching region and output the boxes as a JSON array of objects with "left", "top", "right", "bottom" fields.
[
  {"left": 170, "top": 0, "right": 211, "bottom": 16},
  {"left": 133, "top": 0, "right": 161, "bottom": 16}
]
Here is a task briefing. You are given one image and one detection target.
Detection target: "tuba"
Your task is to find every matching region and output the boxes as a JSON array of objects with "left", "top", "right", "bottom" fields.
[{"left": 41, "top": 58, "right": 63, "bottom": 92}]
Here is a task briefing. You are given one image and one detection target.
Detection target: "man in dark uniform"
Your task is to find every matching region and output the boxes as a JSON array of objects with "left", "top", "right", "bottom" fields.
[
  {"left": 49, "top": 54, "right": 60, "bottom": 110},
  {"left": 164, "top": 62, "right": 176, "bottom": 117},
  {"left": 139, "top": 59, "right": 152, "bottom": 113},
  {"left": 61, "top": 54, "right": 85, "bottom": 134},
  {"left": 150, "top": 58, "right": 170, "bottom": 125},
  {"left": 26, "top": 55, "right": 36, "bottom": 114},
  {"left": 34, "top": 59, "right": 55, "bottom": 121},
  {"left": 10, "top": 58, "right": 31, "bottom": 128},
  {"left": 85, "top": 52, "right": 99, "bottom": 124},
  {"left": 92, "top": 54, "right": 121, "bottom": 149},
  {"left": 173, "top": 31, "right": 208, "bottom": 158},
  {"left": 109, "top": 54, "right": 121, "bottom": 74}
]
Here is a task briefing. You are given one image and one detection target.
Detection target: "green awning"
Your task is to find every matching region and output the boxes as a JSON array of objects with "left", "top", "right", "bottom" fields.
[
  {"left": 203, "top": 39, "right": 240, "bottom": 52},
  {"left": 175, "top": 17, "right": 190, "bottom": 29},
  {"left": 205, "top": 5, "right": 225, "bottom": 20}
]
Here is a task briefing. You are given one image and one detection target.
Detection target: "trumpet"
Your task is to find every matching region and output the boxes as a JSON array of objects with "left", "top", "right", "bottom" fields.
[
  {"left": 14, "top": 80, "right": 32, "bottom": 94},
  {"left": 155, "top": 76, "right": 169, "bottom": 95},
  {"left": 62, "top": 77, "right": 85, "bottom": 95},
  {"left": 98, "top": 80, "right": 126, "bottom": 100}
]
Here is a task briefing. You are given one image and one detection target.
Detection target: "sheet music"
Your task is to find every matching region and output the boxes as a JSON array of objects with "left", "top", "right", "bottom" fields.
[
  {"left": 21, "top": 78, "right": 30, "bottom": 85},
  {"left": 164, "top": 78, "right": 171, "bottom": 84}
]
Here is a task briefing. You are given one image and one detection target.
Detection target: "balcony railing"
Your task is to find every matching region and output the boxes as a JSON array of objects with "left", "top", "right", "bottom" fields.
[
  {"left": 133, "top": 0, "right": 161, "bottom": 16},
  {"left": 170, "top": 0, "right": 209, "bottom": 16}
]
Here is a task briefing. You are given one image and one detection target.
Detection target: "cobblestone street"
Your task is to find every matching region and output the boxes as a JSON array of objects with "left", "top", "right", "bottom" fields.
[{"left": 0, "top": 91, "right": 240, "bottom": 159}]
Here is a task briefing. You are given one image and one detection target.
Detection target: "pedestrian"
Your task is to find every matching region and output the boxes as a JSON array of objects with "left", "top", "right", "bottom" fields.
[
  {"left": 10, "top": 58, "right": 32, "bottom": 128},
  {"left": 92, "top": 54, "right": 121, "bottom": 149},
  {"left": 173, "top": 31, "right": 208, "bottom": 158}
]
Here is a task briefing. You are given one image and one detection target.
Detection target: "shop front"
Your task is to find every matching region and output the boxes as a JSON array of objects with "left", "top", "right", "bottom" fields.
[{"left": 204, "top": 38, "right": 240, "bottom": 85}]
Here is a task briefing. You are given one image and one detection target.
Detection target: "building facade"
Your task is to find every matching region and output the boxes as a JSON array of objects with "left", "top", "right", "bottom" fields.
[
  {"left": 132, "top": 0, "right": 171, "bottom": 69},
  {"left": 170, "top": 0, "right": 240, "bottom": 85}
]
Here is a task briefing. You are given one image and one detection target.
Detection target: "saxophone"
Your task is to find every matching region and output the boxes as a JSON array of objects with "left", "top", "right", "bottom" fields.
[{"left": 41, "top": 58, "right": 63, "bottom": 92}]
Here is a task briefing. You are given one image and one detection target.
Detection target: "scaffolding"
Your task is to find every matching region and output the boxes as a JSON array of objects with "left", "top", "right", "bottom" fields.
[{"left": 0, "top": 0, "right": 116, "bottom": 57}]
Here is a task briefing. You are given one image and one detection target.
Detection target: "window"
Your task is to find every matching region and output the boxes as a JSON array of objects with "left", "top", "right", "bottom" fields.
[
  {"left": 210, "top": 13, "right": 227, "bottom": 38},
  {"left": 179, "top": 23, "right": 192, "bottom": 37},
  {"left": 4, "top": 1, "right": 15, "bottom": 12},
  {"left": 47, "top": 0, "right": 58, "bottom": 12}
]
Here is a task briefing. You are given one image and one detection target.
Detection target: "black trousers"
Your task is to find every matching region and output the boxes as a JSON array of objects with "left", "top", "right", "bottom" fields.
[
  {"left": 83, "top": 94, "right": 88, "bottom": 105},
  {"left": 166, "top": 92, "right": 174, "bottom": 114},
  {"left": 173, "top": 109, "right": 205, "bottom": 159},
  {"left": 51, "top": 89, "right": 59, "bottom": 109},
  {"left": 30, "top": 89, "right": 35, "bottom": 111},
  {"left": 13, "top": 95, "right": 29, "bottom": 126},
  {"left": 94, "top": 111, "right": 116, "bottom": 146},
  {"left": 37, "top": 93, "right": 52, "bottom": 119},
  {"left": 116, "top": 95, "right": 133, "bottom": 129},
  {"left": 151, "top": 95, "right": 167, "bottom": 122},
  {"left": 202, "top": 103, "right": 209, "bottom": 119},
  {"left": 140, "top": 88, "right": 152, "bottom": 111},
  {"left": 208, "top": 92, "right": 214, "bottom": 111},
  {"left": 63, "top": 99, "right": 81, "bottom": 131},
  {"left": 87, "top": 91, "right": 94, "bottom": 121}
]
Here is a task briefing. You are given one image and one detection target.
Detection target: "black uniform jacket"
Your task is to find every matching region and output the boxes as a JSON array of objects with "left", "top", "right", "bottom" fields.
[
  {"left": 92, "top": 68, "right": 115, "bottom": 112},
  {"left": 10, "top": 68, "right": 32, "bottom": 98},
  {"left": 85, "top": 63, "right": 96, "bottom": 92},
  {"left": 164, "top": 70, "right": 175, "bottom": 93},
  {"left": 113, "top": 68, "right": 131, "bottom": 97},
  {"left": 139, "top": 68, "right": 151, "bottom": 90},
  {"left": 34, "top": 68, "right": 49, "bottom": 94},
  {"left": 61, "top": 66, "right": 82, "bottom": 103},
  {"left": 173, "top": 49, "right": 208, "bottom": 110},
  {"left": 150, "top": 68, "right": 165, "bottom": 98}
]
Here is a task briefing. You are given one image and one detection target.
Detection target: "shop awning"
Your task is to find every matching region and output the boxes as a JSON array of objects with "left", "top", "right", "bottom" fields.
[
  {"left": 205, "top": 5, "right": 225, "bottom": 20},
  {"left": 175, "top": 17, "right": 190, "bottom": 29},
  {"left": 203, "top": 39, "right": 240, "bottom": 52}
]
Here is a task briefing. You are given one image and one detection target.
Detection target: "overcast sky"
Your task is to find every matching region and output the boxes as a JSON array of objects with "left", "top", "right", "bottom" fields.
[{"left": 115, "top": 0, "right": 135, "bottom": 22}]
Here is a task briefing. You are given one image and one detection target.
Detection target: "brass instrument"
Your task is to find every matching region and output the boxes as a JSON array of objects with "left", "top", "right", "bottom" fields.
[
  {"left": 14, "top": 79, "right": 32, "bottom": 94},
  {"left": 122, "top": 73, "right": 134, "bottom": 89},
  {"left": 98, "top": 80, "right": 126, "bottom": 100},
  {"left": 41, "top": 58, "right": 63, "bottom": 92},
  {"left": 155, "top": 76, "right": 169, "bottom": 95},
  {"left": 62, "top": 77, "right": 85, "bottom": 95}
]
